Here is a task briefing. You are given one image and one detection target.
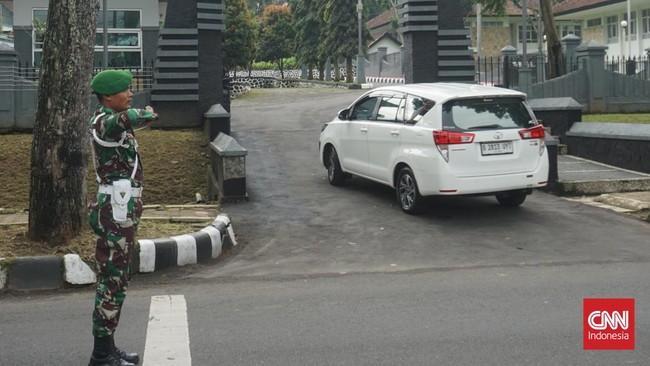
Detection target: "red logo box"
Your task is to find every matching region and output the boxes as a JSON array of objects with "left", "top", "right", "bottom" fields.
[{"left": 583, "top": 298, "right": 635, "bottom": 350}]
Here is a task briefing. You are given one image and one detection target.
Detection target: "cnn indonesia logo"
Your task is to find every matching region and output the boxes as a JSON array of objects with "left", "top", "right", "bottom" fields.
[{"left": 583, "top": 298, "right": 635, "bottom": 350}]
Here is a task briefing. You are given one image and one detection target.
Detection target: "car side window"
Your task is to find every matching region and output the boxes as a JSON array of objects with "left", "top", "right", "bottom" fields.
[
  {"left": 376, "top": 96, "right": 405, "bottom": 122},
  {"left": 350, "top": 97, "right": 379, "bottom": 121},
  {"left": 405, "top": 95, "right": 435, "bottom": 124}
]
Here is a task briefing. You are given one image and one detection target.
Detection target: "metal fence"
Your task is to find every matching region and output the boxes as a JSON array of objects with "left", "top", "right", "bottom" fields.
[
  {"left": 16, "top": 61, "right": 155, "bottom": 92},
  {"left": 605, "top": 56, "right": 650, "bottom": 79},
  {"left": 476, "top": 55, "right": 650, "bottom": 88}
]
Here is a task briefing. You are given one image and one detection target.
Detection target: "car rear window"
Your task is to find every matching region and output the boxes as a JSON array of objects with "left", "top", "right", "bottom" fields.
[{"left": 442, "top": 97, "right": 533, "bottom": 131}]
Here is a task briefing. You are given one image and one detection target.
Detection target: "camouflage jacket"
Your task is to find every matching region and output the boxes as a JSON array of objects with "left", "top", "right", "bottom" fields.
[{"left": 89, "top": 106, "right": 157, "bottom": 187}]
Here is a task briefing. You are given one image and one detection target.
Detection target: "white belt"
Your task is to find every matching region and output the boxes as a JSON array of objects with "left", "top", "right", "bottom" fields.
[{"left": 98, "top": 184, "right": 143, "bottom": 198}]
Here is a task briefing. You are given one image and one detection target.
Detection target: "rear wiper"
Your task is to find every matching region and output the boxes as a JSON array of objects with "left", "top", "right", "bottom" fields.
[{"left": 467, "top": 124, "right": 502, "bottom": 130}]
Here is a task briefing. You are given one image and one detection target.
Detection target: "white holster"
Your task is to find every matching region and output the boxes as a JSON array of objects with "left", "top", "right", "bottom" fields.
[{"left": 110, "top": 179, "right": 132, "bottom": 222}]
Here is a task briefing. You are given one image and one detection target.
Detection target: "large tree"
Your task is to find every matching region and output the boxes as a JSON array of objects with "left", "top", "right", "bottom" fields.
[
  {"left": 258, "top": 4, "right": 295, "bottom": 79},
  {"left": 289, "top": 0, "right": 325, "bottom": 79},
  {"left": 28, "top": 0, "right": 99, "bottom": 244},
  {"left": 471, "top": 0, "right": 566, "bottom": 78},
  {"left": 224, "top": 0, "right": 258, "bottom": 72},
  {"left": 322, "top": 0, "right": 368, "bottom": 83}
]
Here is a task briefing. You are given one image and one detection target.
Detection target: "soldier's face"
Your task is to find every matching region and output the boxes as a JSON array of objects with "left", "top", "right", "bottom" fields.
[{"left": 104, "top": 89, "right": 133, "bottom": 112}]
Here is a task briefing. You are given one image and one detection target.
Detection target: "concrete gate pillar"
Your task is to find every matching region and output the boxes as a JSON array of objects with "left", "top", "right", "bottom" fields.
[
  {"left": 398, "top": 0, "right": 474, "bottom": 83},
  {"left": 151, "top": 0, "right": 225, "bottom": 128},
  {"left": 0, "top": 45, "right": 17, "bottom": 131},
  {"left": 576, "top": 40, "right": 608, "bottom": 113}
]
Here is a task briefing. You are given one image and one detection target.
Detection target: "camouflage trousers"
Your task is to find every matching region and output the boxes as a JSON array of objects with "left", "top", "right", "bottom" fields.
[{"left": 88, "top": 193, "right": 143, "bottom": 337}]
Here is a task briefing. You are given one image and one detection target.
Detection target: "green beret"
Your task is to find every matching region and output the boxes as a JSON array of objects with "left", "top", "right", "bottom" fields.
[{"left": 90, "top": 70, "right": 133, "bottom": 95}]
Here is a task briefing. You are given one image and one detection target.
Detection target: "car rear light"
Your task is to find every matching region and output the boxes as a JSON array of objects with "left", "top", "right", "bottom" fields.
[
  {"left": 433, "top": 131, "right": 475, "bottom": 144},
  {"left": 519, "top": 125, "right": 545, "bottom": 139},
  {"left": 518, "top": 125, "right": 547, "bottom": 156},
  {"left": 433, "top": 131, "right": 475, "bottom": 162}
]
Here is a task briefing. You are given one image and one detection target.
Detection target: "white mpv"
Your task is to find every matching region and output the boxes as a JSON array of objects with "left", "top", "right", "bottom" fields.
[{"left": 319, "top": 83, "right": 550, "bottom": 214}]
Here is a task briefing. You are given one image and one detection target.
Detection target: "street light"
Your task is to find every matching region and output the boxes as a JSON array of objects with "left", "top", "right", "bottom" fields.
[
  {"left": 621, "top": 19, "right": 628, "bottom": 61},
  {"left": 356, "top": 0, "right": 365, "bottom": 84}
]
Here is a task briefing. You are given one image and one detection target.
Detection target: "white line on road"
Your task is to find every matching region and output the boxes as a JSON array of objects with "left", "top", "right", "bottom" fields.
[{"left": 143, "top": 295, "right": 192, "bottom": 366}]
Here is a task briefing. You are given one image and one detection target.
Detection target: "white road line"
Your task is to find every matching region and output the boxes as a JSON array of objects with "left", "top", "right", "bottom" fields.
[{"left": 143, "top": 295, "right": 192, "bottom": 366}]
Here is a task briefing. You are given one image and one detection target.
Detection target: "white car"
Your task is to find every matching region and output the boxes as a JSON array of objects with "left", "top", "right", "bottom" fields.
[{"left": 319, "top": 83, "right": 549, "bottom": 214}]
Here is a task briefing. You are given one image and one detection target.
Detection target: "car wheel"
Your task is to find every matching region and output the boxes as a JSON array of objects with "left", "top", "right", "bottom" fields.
[
  {"left": 396, "top": 167, "right": 425, "bottom": 214},
  {"left": 327, "top": 147, "right": 345, "bottom": 186},
  {"left": 496, "top": 190, "right": 528, "bottom": 207}
]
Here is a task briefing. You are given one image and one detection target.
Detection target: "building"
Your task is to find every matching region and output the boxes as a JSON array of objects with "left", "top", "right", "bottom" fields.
[
  {"left": 10, "top": 0, "right": 160, "bottom": 67},
  {"left": 466, "top": 0, "right": 650, "bottom": 59}
]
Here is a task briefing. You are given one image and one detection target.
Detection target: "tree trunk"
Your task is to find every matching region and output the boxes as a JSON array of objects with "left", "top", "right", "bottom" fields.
[
  {"left": 318, "top": 61, "right": 325, "bottom": 81},
  {"left": 346, "top": 57, "right": 353, "bottom": 83},
  {"left": 540, "top": 0, "right": 565, "bottom": 78},
  {"left": 28, "top": 0, "right": 99, "bottom": 245},
  {"left": 334, "top": 58, "right": 340, "bottom": 81}
]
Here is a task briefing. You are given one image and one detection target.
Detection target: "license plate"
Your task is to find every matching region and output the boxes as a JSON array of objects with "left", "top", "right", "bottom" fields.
[{"left": 481, "top": 141, "right": 513, "bottom": 155}]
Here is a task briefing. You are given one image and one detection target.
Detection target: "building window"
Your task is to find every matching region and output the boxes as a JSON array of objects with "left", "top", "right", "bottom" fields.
[
  {"left": 482, "top": 21, "right": 504, "bottom": 27},
  {"left": 560, "top": 25, "right": 582, "bottom": 38},
  {"left": 587, "top": 18, "right": 602, "bottom": 28},
  {"left": 606, "top": 15, "right": 618, "bottom": 43},
  {"left": 518, "top": 25, "right": 538, "bottom": 43},
  {"left": 623, "top": 12, "right": 637, "bottom": 41},
  {"left": 33, "top": 9, "right": 143, "bottom": 67},
  {"left": 98, "top": 10, "right": 141, "bottom": 29},
  {"left": 643, "top": 9, "right": 650, "bottom": 38},
  {"left": 32, "top": 9, "right": 48, "bottom": 66}
]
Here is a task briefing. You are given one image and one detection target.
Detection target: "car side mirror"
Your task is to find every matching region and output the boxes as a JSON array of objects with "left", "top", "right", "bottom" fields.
[{"left": 338, "top": 108, "right": 350, "bottom": 120}]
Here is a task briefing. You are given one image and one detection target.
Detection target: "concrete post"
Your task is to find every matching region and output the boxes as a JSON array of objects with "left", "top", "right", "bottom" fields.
[
  {"left": 576, "top": 40, "right": 608, "bottom": 113},
  {"left": 0, "top": 45, "right": 17, "bottom": 131},
  {"left": 501, "top": 45, "right": 517, "bottom": 88},
  {"left": 562, "top": 34, "right": 581, "bottom": 72},
  {"left": 300, "top": 64, "right": 308, "bottom": 79},
  {"left": 646, "top": 48, "right": 650, "bottom": 80},
  {"left": 377, "top": 47, "right": 387, "bottom": 76},
  {"left": 325, "top": 58, "right": 332, "bottom": 81}
]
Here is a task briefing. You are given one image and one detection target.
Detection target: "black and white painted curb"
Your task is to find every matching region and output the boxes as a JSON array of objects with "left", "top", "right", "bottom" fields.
[
  {"left": 365, "top": 76, "right": 405, "bottom": 84},
  {"left": 0, "top": 214, "right": 236, "bottom": 292}
]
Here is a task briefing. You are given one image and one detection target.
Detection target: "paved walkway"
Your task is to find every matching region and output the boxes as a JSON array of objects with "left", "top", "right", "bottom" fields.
[
  {"left": 0, "top": 204, "right": 220, "bottom": 227},
  {"left": 554, "top": 155, "right": 650, "bottom": 219}
]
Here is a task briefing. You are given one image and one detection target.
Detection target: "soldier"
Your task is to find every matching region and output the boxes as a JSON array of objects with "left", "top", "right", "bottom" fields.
[{"left": 87, "top": 70, "right": 158, "bottom": 366}]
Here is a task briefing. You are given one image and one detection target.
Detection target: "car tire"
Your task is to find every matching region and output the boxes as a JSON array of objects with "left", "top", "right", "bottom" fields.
[
  {"left": 495, "top": 190, "right": 528, "bottom": 207},
  {"left": 327, "top": 147, "right": 346, "bottom": 186},
  {"left": 396, "top": 167, "right": 425, "bottom": 214}
]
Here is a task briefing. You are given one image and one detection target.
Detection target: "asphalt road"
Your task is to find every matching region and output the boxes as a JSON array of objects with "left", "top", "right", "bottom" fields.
[
  {"left": 195, "top": 87, "right": 650, "bottom": 279},
  {"left": 1, "top": 87, "right": 649, "bottom": 364}
]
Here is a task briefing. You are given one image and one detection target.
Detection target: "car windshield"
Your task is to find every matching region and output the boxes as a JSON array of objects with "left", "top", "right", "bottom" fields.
[{"left": 442, "top": 97, "right": 533, "bottom": 131}]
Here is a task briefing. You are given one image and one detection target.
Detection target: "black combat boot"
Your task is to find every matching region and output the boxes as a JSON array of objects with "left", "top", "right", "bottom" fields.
[
  {"left": 112, "top": 335, "right": 140, "bottom": 365},
  {"left": 88, "top": 335, "right": 121, "bottom": 366}
]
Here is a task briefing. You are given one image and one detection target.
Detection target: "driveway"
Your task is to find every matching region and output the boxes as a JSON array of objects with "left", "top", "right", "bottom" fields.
[{"left": 188, "top": 87, "right": 650, "bottom": 279}]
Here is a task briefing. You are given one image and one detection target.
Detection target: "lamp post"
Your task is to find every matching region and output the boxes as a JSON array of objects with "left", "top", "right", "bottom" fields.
[
  {"left": 356, "top": 0, "right": 365, "bottom": 84},
  {"left": 627, "top": 0, "right": 631, "bottom": 58},
  {"left": 621, "top": 19, "right": 628, "bottom": 61},
  {"left": 521, "top": 0, "right": 528, "bottom": 69},
  {"left": 102, "top": 0, "right": 108, "bottom": 69}
]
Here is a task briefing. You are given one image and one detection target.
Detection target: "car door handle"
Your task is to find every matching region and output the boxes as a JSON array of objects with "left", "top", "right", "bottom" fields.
[
  {"left": 360, "top": 127, "right": 368, "bottom": 133},
  {"left": 390, "top": 130, "right": 400, "bottom": 136}
]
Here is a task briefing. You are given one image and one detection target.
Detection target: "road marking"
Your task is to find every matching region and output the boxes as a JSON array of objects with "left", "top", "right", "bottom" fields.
[{"left": 143, "top": 295, "right": 191, "bottom": 366}]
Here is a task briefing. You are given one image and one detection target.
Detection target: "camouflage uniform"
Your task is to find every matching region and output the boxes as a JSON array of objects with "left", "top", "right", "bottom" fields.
[{"left": 88, "top": 106, "right": 156, "bottom": 337}]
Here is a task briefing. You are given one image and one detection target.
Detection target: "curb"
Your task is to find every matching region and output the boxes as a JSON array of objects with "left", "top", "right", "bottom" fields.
[
  {"left": 365, "top": 76, "right": 405, "bottom": 84},
  {"left": 593, "top": 194, "right": 650, "bottom": 211},
  {"left": 0, "top": 213, "right": 236, "bottom": 292}
]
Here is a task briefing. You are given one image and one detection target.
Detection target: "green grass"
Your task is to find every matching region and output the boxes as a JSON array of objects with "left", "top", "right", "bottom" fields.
[
  {"left": 582, "top": 114, "right": 650, "bottom": 124},
  {"left": 0, "top": 128, "right": 211, "bottom": 210}
]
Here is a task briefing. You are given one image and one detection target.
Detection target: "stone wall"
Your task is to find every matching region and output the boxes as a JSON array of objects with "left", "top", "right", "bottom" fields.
[
  {"left": 229, "top": 77, "right": 351, "bottom": 99},
  {"left": 565, "top": 122, "right": 650, "bottom": 174}
]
